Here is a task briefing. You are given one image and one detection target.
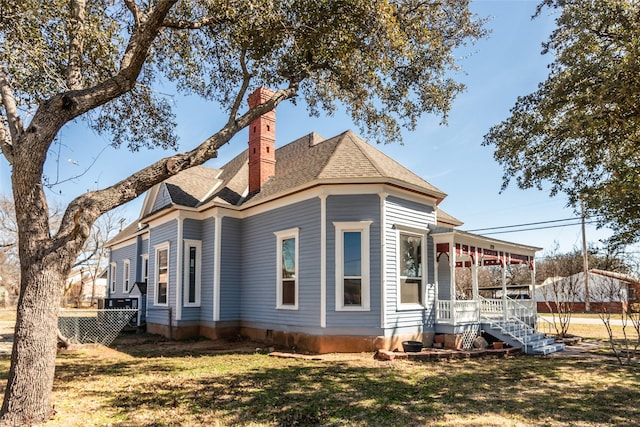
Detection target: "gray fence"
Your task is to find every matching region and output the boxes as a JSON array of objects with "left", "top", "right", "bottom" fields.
[{"left": 58, "top": 309, "right": 138, "bottom": 346}]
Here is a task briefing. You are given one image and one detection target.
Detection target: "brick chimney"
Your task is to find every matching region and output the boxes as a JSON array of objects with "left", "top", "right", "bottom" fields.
[{"left": 247, "top": 87, "right": 276, "bottom": 193}]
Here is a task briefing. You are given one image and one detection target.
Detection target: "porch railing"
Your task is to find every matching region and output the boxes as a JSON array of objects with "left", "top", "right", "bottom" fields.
[
  {"left": 436, "top": 299, "right": 479, "bottom": 324},
  {"left": 436, "top": 297, "right": 538, "bottom": 327}
]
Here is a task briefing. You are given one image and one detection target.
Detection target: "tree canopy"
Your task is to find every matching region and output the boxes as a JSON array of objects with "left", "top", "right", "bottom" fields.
[
  {"left": 483, "top": 0, "right": 640, "bottom": 246},
  {"left": 0, "top": 0, "right": 484, "bottom": 424}
]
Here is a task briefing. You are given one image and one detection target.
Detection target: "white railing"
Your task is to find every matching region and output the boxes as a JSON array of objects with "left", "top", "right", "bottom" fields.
[
  {"left": 535, "top": 315, "right": 555, "bottom": 336},
  {"left": 438, "top": 297, "right": 541, "bottom": 331},
  {"left": 506, "top": 298, "right": 536, "bottom": 321},
  {"left": 480, "top": 297, "right": 503, "bottom": 317},
  {"left": 436, "top": 300, "right": 479, "bottom": 324}
]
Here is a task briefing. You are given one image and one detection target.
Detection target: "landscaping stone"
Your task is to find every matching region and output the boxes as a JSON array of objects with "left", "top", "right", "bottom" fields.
[{"left": 473, "top": 336, "right": 489, "bottom": 349}]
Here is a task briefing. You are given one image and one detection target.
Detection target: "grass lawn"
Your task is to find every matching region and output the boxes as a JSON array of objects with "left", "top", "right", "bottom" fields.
[{"left": 0, "top": 332, "right": 636, "bottom": 427}]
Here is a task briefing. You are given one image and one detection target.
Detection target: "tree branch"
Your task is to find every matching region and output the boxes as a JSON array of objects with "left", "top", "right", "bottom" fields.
[
  {"left": 53, "top": 84, "right": 300, "bottom": 254},
  {"left": 0, "top": 119, "right": 13, "bottom": 165},
  {"left": 0, "top": 67, "right": 20, "bottom": 163},
  {"left": 123, "top": 0, "right": 146, "bottom": 28},
  {"left": 66, "top": 0, "right": 86, "bottom": 90},
  {"left": 21, "top": 0, "right": 178, "bottom": 164},
  {"left": 227, "top": 49, "right": 252, "bottom": 126},
  {"left": 162, "top": 16, "right": 225, "bottom": 30}
]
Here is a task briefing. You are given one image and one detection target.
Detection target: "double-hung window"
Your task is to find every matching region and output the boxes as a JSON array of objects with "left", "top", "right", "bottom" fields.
[
  {"left": 274, "top": 228, "right": 299, "bottom": 309},
  {"left": 110, "top": 263, "right": 117, "bottom": 294},
  {"left": 334, "top": 221, "right": 371, "bottom": 311},
  {"left": 399, "top": 231, "right": 425, "bottom": 306},
  {"left": 155, "top": 243, "right": 170, "bottom": 305},
  {"left": 183, "top": 240, "right": 201, "bottom": 307},
  {"left": 123, "top": 260, "right": 130, "bottom": 293},
  {"left": 141, "top": 254, "right": 149, "bottom": 283}
]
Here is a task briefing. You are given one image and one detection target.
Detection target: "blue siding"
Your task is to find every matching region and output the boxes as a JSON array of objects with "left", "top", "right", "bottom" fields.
[
  {"left": 152, "top": 184, "right": 172, "bottom": 212},
  {"left": 109, "top": 243, "right": 137, "bottom": 298},
  {"left": 383, "top": 196, "right": 437, "bottom": 330},
  {"left": 326, "top": 194, "right": 381, "bottom": 329},
  {"left": 220, "top": 217, "right": 242, "bottom": 321},
  {"left": 239, "top": 198, "right": 322, "bottom": 327},
  {"left": 181, "top": 219, "right": 203, "bottom": 321},
  {"left": 437, "top": 253, "right": 452, "bottom": 300},
  {"left": 147, "top": 220, "right": 177, "bottom": 326},
  {"left": 199, "top": 217, "right": 215, "bottom": 321}
]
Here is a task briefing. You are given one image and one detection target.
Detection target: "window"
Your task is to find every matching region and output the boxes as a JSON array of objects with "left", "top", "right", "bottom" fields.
[
  {"left": 274, "top": 228, "right": 299, "bottom": 309},
  {"left": 183, "top": 240, "right": 201, "bottom": 307},
  {"left": 399, "top": 232, "right": 424, "bottom": 306},
  {"left": 141, "top": 254, "right": 149, "bottom": 283},
  {"left": 123, "top": 260, "right": 130, "bottom": 293},
  {"left": 155, "top": 243, "right": 170, "bottom": 305},
  {"left": 334, "top": 221, "right": 371, "bottom": 311},
  {"left": 110, "top": 263, "right": 117, "bottom": 294}
]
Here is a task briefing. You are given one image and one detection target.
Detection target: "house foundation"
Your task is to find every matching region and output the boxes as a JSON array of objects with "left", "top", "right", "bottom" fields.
[{"left": 145, "top": 322, "right": 436, "bottom": 354}]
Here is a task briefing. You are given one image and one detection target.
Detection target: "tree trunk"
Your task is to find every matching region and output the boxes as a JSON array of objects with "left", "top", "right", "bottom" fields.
[{"left": 0, "top": 253, "right": 66, "bottom": 424}]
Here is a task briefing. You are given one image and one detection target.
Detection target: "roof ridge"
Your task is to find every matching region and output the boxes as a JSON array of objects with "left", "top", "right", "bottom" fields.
[
  {"left": 316, "top": 131, "right": 356, "bottom": 178},
  {"left": 344, "top": 131, "right": 385, "bottom": 176}
]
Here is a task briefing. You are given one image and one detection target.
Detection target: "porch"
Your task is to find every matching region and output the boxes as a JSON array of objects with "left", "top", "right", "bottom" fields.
[{"left": 430, "top": 230, "right": 564, "bottom": 355}]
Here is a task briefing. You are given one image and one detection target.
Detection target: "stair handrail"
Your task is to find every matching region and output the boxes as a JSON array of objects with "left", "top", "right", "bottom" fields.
[
  {"left": 535, "top": 315, "right": 556, "bottom": 337},
  {"left": 504, "top": 296, "right": 536, "bottom": 320}
]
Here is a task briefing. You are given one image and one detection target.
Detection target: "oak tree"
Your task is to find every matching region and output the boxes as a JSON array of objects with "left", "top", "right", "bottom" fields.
[
  {"left": 483, "top": 0, "right": 640, "bottom": 246},
  {"left": 0, "top": 0, "right": 484, "bottom": 423}
]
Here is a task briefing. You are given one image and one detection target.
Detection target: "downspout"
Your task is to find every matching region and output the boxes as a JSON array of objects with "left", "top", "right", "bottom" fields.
[
  {"left": 213, "top": 213, "right": 223, "bottom": 322},
  {"left": 379, "top": 192, "right": 388, "bottom": 329},
  {"left": 176, "top": 217, "right": 183, "bottom": 322},
  {"left": 320, "top": 194, "right": 327, "bottom": 328}
]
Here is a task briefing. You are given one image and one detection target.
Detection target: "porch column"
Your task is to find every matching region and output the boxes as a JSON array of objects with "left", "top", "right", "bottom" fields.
[
  {"left": 450, "top": 242, "right": 457, "bottom": 325},
  {"left": 471, "top": 250, "right": 479, "bottom": 301},
  {"left": 501, "top": 255, "right": 507, "bottom": 321}
]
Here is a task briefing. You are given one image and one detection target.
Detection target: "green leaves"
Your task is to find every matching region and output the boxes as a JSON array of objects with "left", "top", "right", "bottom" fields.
[
  {"left": 1, "top": 0, "right": 485, "bottom": 148},
  {"left": 483, "top": 0, "right": 640, "bottom": 246}
]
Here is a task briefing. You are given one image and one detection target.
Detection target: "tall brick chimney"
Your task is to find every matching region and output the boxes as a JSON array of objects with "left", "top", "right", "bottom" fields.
[{"left": 247, "top": 87, "right": 276, "bottom": 193}]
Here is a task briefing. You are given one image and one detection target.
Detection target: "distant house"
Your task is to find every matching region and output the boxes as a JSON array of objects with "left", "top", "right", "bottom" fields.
[
  {"left": 107, "top": 87, "right": 561, "bottom": 354},
  {"left": 536, "top": 269, "right": 640, "bottom": 313},
  {"left": 63, "top": 267, "right": 107, "bottom": 307}
]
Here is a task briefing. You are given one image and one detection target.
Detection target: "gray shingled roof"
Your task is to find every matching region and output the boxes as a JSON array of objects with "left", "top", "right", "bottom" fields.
[
  {"left": 205, "top": 130, "right": 447, "bottom": 206},
  {"left": 163, "top": 165, "right": 221, "bottom": 208}
]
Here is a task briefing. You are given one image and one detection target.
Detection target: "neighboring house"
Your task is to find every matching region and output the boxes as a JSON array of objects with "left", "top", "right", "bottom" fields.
[
  {"left": 107, "top": 87, "right": 560, "bottom": 354},
  {"left": 63, "top": 267, "right": 107, "bottom": 307},
  {"left": 536, "top": 269, "right": 640, "bottom": 313}
]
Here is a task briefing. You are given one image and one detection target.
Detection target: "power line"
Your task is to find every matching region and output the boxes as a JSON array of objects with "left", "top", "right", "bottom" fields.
[
  {"left": 466, "top": 217, "right": 583, "bottom": 233},
  {"left": 479, "top": 220, "right": 599, "bottom": 236}
]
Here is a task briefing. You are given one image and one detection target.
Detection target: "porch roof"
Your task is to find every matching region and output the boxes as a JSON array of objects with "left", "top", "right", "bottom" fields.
[{"left": 432, "top": 229, "right": 541, "bottom": 267}]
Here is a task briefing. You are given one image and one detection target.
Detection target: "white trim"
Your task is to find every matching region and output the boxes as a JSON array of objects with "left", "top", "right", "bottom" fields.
[
  {"left": 396, "top": 229, "right": 427, "bottom": 310},
  {"left": 334, "top": 221, "right": 372, "bottom": 312},
  {"left": 108, "top": 184, "right": 439, "bottom": 250},
  {"left": 109, "top": 262, "right": 117, "bottom": 294},
  {"left": 213, "top": 214, "right": 223, "bottom": 321},
  {"left": 274, "top": 228, "right": 300, "bottom": 310},
  {"left": 123, "top": 259, "right": 131, "bottom": 293},
  {"left": 154, "top": 242, "right": 170, "bottom": 306},
  {"left": 320, "top": 194, "right": 327, "bottom": 327},
  {"left": 176, "top": 218, "right": 183, "bottom": 320},
  {"left": 183, "top": 239, "right": 202, "bottom": 307}
]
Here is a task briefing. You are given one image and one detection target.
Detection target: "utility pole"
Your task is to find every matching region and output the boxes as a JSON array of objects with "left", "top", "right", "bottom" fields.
[{"left": 581, "top": 201, "right": 590, "bottom": 312}]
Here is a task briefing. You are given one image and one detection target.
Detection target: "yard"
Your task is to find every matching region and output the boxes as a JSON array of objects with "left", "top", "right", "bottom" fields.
[{"left": 0, "top": 313, "right": 638, "bottom": 426}]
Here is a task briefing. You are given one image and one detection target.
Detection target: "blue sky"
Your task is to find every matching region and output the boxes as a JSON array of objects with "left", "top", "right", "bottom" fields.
[{"left": 0, "top": 1, "right": 621, "bottom": 256}]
